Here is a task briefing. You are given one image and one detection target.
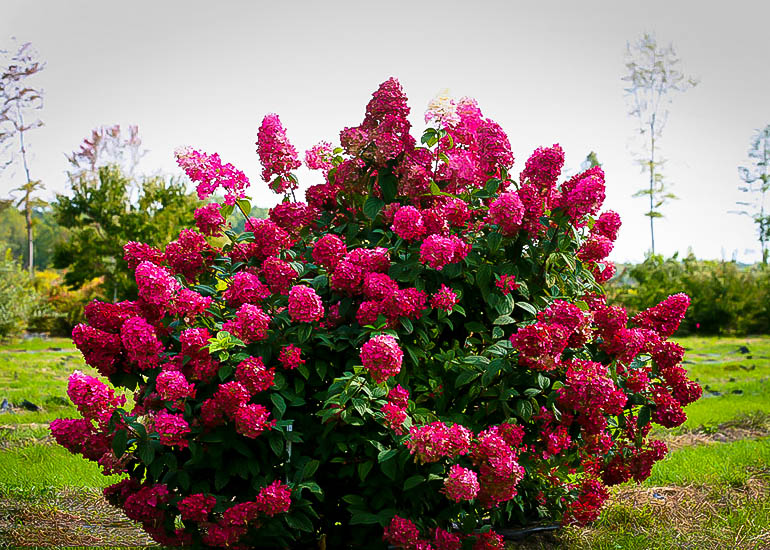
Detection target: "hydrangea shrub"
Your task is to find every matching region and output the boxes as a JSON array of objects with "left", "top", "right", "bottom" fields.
[{"left": 52, "top": 79, "right": 701, "bottom": 549}]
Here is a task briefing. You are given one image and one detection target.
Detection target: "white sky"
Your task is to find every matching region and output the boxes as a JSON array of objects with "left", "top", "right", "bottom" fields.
[{"left": 1, "top": 0, "right": 769, "bottom": 263}]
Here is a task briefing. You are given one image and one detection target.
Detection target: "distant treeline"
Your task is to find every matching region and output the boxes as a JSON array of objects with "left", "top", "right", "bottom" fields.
[{"left": 607, "top": 254, "right": 770, "bottom": 336}]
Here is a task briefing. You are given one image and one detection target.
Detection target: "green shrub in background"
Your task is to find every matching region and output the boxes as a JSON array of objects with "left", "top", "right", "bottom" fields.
[
  {"left": 0, "top": 247, "right": 40, "bottom": 337},
  {"left": 608, "top": 253, "right": 770, "bottom": 335},
  {"left": 27, "top": 272, "right": 104, "bottom": 336}
]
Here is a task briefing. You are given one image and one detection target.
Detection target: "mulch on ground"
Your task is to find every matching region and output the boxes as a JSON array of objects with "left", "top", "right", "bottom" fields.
[{"left": 0, "top": 487, "right": 154, "bottom": 548}]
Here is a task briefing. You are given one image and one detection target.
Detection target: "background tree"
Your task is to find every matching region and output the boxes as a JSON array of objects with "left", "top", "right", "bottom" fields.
[
  {"left": 66, "top": 124, "right": 146, "bottom": 181},
  {"left": 11, "top": 180, "right": 47, "bottom": 275},
  {"left": 0, "top": 205, "right": 64, "bottom": 270},
  {"left": 623, "top": 33, "right": 697, "bottom": 255},
  {"left": 53, "top": 165, "right": 197, "bottom": 300},
  {"left": 0, "top": 40, "right": 46, "bottom": 274},
  {"left": 735, "top": 125, "right": 770, "bottom": 264},
  {"left": 581, "top": 151, "right": 601, "bottom": 171}
]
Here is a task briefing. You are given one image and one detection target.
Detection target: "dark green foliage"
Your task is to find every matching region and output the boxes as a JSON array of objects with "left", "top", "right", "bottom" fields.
[{"left": 608, "top": 254, "right": 770, "bottom": 335}]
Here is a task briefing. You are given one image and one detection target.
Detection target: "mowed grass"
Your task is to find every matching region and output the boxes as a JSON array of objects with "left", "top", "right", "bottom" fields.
[
  {"left": 0, "top": 443, "right": 124, "bottom": 499},
  {"left": 676, "top": 335, "right": 770, "bottom": 429},
  {"left": 0, "top": 336, "right": 132, "bottom": 425}
]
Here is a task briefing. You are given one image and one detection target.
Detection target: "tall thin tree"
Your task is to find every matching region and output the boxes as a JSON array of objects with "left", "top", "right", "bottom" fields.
[
  {"left": 0, "top": 40, "right": 45, "bottom": 274},
  {"left": 623, "top": 33, "right": 697, "bottom": 255},
  {"left": 735, "top": 125, "right": 770, "bottom": 264}
]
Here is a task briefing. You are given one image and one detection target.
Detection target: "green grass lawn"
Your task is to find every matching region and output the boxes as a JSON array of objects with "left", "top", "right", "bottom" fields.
[{"left": 1, "top": 335, "right": 770, "bottom": 548}]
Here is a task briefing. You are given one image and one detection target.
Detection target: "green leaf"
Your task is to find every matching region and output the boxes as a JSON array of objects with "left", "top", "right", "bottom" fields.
[
  {"left": 350, "top": 512, "right": 381, "bottom": 525},
  {"left": 477, "top": 264, "right": 492, "bottom": 291},
  {"left": 403, "top": 475, "right": 424, "bottom": 490},
  {"left": 363, "top": 196, "right": 385, "bottom": 220},
  {"left": 358, "top": 460, "right": 374, "bottom": 482},
  {"left": 637, "top": 405, "right": 651, "bottom": 428},
  {"left": 487, "top": 232, "right": 503, "bottom": 253},
  {"left": 236, "top": 198, "right": 252, "bottom": 216},
  {"left": 493, "top": 314, "right": 515, "bottom": 325},
  {"left": 177, "top": 470, "right": 190, "bottom": 490},
  {"left": 515, "top": 400, "right": 534, "bottom": 422},
  {"left": 378, "top": 171, "right": 398, "bottom": 203},
  {"left": 269, "top": 433, "right": 285, "bottom": 457},
  {"left": 271, "top": 393, "right": 287, "bottom": 418},
  {"left": 455, "top": 370, "right": 481, "bottom": 388},
  {"left": 343, "top": 494, "right": 366, "bottom": 506},
  {"left": 485, "top": 178, "right": 501, "bottom": 194},
  {"left": 297, "top": 324, "right": 312, "bottom": 343},
  {"left": 215, "top": 468, "right": 229, "bottom": 490},
  {"left": 111, "top": 429, "right": 127, "bottom": 458},
  {"left": 381, "top": 457, "right": 398, "bottom": 479},
  {"left": 285, "top": 512, "right": 314, "bottom": 532},
  {"left": 218, "top": 363, "right": 234, "bottom": 382},
  {"left": 516, "top": 302, "right": 538, "bottom": 316},
  {"left": 482, "top": 362, "right": 501, "bottom": 386},
  {"left": 138, "top": 441, "right": 155, "bottom": 465},
  {"left": 303, "top": 459, "right": 320, "bottom": 479},
  {"left": 400, "top": 317, "right": 414, "bottom": 334},
  {"left": 378, "top": 449, "right": 397, "bottom": 463}
]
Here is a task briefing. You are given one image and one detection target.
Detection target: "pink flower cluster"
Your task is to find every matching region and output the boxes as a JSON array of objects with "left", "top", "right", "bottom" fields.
[
  {"left": 155, "top": 370, "right": 196, "bottom": 407},
  {"left": 430, "top": 285, "right": 458, "bottom": 312},
  {"left": 177, "top": 493, "right": 216, "bottom": 522},
  {"left": 361, "top": 334, "right": 404, "bottom": 383},
  {"left": 270, "top": 202, "right": 319, "bottom": 235},
  {"left": 442, "top": 464, "right": 480, "bottom": 502},
  {"left": 165, "top": 229, "right": 211, "bottom": 282},
  {"left": 121, "top": 316, "right": 164, "bottom": 370},
  {"left": 419, "top": 234, "right": 468, "bottom": 271},
  {"left": 278, "top": 344, "right": 305, "bottom": 370},
  {"left": 224, "top": 271, "right": 270, "bottom": 307},
  {"left": 222, "top": 304, "right": 271, "bottom": 343},
  {"left": 509, "top": 322, "right": 570, "bottom": 371},
  {"left": 557, "top": 360, "right": 627, "bottom": 434},
  {"left": 194, "top": 203, "right": 226, "bottom": 236},
  {"left": 381, "top": 384, "right": 410, "bottom": 434},
  {"left": 288, "top": 285, "right": 324, "bottom": 323},
  {"left": 261, "top": 256, "right": 298, "bottom": 295},
  {"left": 487, "top": 191, "right": 525, "bottom": 236},
  {"left": 471, "top": 428, "right": 525, "bottom": 508},
  {"left": 71, "top": 324, "right": 122, "bottom": 376},
  {"left": 520, "top": 144, "right": 564, "bottom": 190},
  {"left": 406, "top": 422, "right": 472, "bottom": 464},
  {"left": 135, "top": 261, "right": 180, "bottom": 306},
  {"left": 235, "top": 356, "right": 275, "bottom": 393},
  {"left": 557, "top": 167, "right": 606, "bottom": 222},
  {"left": 392, "top": 206, "right": 425, "bottom": 241},
  {"left": 153, "top": 409, "right": 190, "bottom": 447},
  {"left": 312, "top": 234, "right": 347, "bottom": 270},
  {"left": 175, "top": 147, "right": 250, "bottom": 205},
  {"left": 305, "top": 141, "right": 334, "bottom": 173},
  {"left": 242, "top": 218, "right": 290, "bottom": 262},
  {"left": 257, "top": 114, "right": 302, "bottom": 193},
  {"left": 123, "top": 241, "right": 164, "bottom": 270},
  {"left": 633, "top": 293, "right": 691, "bottom": 338},
  {"left": 495, "top": 274, "right": 519, "bottom": 295}
]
